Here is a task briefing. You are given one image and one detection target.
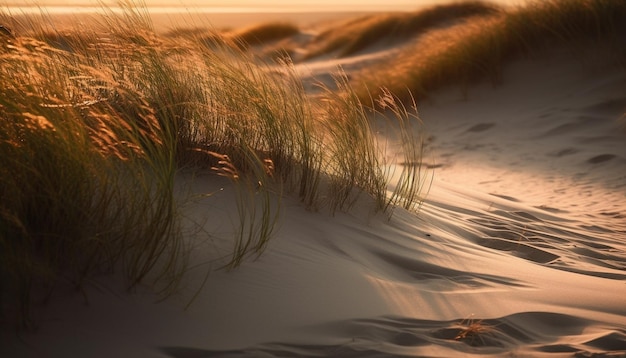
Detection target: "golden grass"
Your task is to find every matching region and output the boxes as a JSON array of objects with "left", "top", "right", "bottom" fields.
[
  {"left": 0, "top": 29, "right": 184, "bottom": 326},
  {"left": 230, "top": 22, "right": 300, "bottom": 48},
  {"left": 303, "top": 1, "right": 500, "bottom": 60},
  {"left": 355, "top": 0, "right": 626, "bottom": 103}
]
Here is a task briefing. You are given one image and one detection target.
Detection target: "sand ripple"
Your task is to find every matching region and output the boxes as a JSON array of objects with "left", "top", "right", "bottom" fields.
[{"left": 163, "top": 313, "right": 625, "bottom": 357}]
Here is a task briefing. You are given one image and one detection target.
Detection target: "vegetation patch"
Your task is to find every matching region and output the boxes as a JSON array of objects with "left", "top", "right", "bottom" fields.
[
  {"left": 356, "top": 0, "right": 626, "bottom": 103},
  {"left": 303, "top": 1, "right": 500, "bottom": 59},
  {"left": 0, "top": 5, "right": 427, "bottom": 327},
  {"left": 231, "top": 22, "right": 300, "bottom": 48}
]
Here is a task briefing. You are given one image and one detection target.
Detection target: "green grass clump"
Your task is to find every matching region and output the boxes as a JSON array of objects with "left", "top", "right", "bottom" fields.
[
  {"left": 304, "top": 1, "right": 500, "bottom": 59},
  {"left": 357, "top": 0, "right": 626, "bottom": 103},
  {"left": 0, "top": 5, "right": 428, "bottom": 327}
]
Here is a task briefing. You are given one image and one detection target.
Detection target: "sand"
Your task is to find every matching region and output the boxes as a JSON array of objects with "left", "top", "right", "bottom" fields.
[{"left": 2, "top": 12, "right": 626, "bottom": 358}]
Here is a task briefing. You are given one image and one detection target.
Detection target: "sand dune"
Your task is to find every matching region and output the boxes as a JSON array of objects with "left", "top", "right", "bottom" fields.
[{"left": 2, "top": 3, "right": 626, "bottom": 358}]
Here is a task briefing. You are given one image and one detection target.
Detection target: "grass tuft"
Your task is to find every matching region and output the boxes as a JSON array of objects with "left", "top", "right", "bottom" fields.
[
  {"left": 453, "top": 315, "right": 502, "bottom": 347},
  {"left": 377, "top": 90, "right": 432, "bottom": 216}
]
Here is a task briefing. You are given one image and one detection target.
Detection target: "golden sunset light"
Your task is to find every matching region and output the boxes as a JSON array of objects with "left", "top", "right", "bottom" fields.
[
  {"left": 6, "top": 0, "right": 523, "bottom": 10},
  {"left": 2, "top": 1, "right": 625, "bottom": 357}
]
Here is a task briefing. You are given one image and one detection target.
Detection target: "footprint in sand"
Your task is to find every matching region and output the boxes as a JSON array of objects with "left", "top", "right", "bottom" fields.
[
  {"left": 549, "top": 148, "right": 579, "bottom": 157},
  {"left": 466, "top": 123, "right": 496, "bottom": 133},
  {"left": 587, "top": 154, "right": 616, "bottom": 164}
]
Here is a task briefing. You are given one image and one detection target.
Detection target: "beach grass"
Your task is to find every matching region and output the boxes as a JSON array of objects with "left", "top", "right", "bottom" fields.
[
  {"left": 0, "top": 19, "right": 185, "bottom": 327},
  {"left": 303, "top": 1, "right": 500, "bottom": 60},
  {"left": 0, "top": 4, "right": 427, "bottom": 326},
  {"left": 230, "top": 22, "right": 300, "bottom": 48},
  {"left": 355, "top": 0, "right": 626, "bottom": 103}
]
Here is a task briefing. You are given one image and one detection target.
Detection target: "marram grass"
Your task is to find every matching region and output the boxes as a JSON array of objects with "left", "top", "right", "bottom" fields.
[
  {"left": 230, "top": 22, "right": 300, "bottom": 48},
  {"left": 0, "top": 5, "right": 428, "bottom": 327},
  {"left": 0, "top": 32, "right": 184, "bottom": 327},
  {"left": 355, "top": 0, "right": 626, "bottom": 103},
  {"left": 303, "top": 1, "right": 500, "bottom": 60}
]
